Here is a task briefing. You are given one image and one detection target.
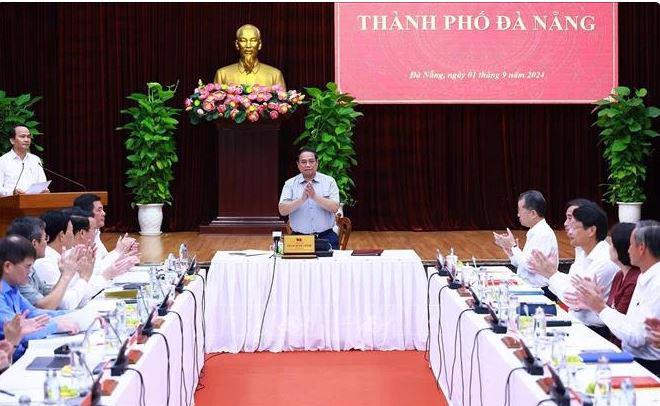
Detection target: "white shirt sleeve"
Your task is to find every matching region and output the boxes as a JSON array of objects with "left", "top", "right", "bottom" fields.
[
  {"left": 279, "top": 179, "right": 294, "bottom": 204},
  {"left": 59, "top": 277, "right": 90, "bottom": 310},
  {"left": 0, "top": 159, "right": 12, "bottom": 196},
  {"left": 599, "top": 307, "right": 647, "bottom": 347},
  {"left": 509, "top": 246, "right": 522, "bottom": 267},
  {"left": 32, "top": 258, "right": 62, "bottom": 289},
  {"left": 93, "top": 249, "right": 120, "bottom": 274},
  {"left": 548, "top": 271, "right": 572, "bottom": 300}
]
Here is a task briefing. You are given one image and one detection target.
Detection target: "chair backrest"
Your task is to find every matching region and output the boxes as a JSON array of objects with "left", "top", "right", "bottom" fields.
[{"left": 335, "top": 213, "right": 352, "bottom": 250}]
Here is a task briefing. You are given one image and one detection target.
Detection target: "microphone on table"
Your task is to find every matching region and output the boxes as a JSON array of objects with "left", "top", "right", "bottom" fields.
[
  {"left": 173, "top": 256, "right": 196, "bottom": 294},
  {"left": 38, "top": 161, "right": 87, "bottom": 190},
  {"left": 548, "top": 365, "right": 570, "bottom": 406},
  {"left": 520, "top": 340, "right": 544, "bottom": 375},
  {"left": 110, "top": 338, "right": 130, "bottom": 377},
  {"left": 73, "top": 349, "right": 104, "bottom": 406}
]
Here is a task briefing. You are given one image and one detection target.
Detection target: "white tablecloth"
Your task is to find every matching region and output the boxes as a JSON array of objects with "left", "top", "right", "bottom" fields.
[
  {"left": 427, "top": 267, "right": 660, "bottom": 406},
  {"left": 0, "top": 272, "right": 206, "bottom": 406},
  {"left": 205, "top": 249, "right": 428, "bottom": 352}
]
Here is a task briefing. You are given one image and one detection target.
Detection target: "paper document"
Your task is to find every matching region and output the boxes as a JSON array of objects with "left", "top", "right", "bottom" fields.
[{"left": 25, "top": 180, "right": 51, "bottom": 194}]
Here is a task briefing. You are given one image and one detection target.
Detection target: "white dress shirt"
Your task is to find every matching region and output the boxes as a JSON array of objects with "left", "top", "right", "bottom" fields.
[
  {"left": 509, "top": 218, "right": 558, "bottom": 288},
  {"left": 33, "top": 246, "right": 90, "bottom": 310},
  {"left": 599, "top": 261, "right": 660, "bottom": 361},
  {"left": 33, "top": 245, "right": 111, "bottom": 309},
  {"left": 93, "top": 229, "right": 120, "bottom": 274},
  {"left": 548, "top": 240, "right": 619, "bottom": 326},
  {"left": 0, "top": 149, "right": 47, "bottom": 196}
]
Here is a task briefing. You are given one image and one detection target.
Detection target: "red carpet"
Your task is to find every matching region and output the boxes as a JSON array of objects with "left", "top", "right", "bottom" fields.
[{"left": 194, "top": 350, "right": 448, "bottom": 406}]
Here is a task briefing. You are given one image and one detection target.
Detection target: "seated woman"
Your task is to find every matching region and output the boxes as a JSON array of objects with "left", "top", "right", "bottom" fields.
[{"left": 605, "top": 223, "right": 641, "bottom": 346}]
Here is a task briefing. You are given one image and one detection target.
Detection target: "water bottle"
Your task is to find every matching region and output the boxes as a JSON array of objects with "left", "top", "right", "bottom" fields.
[
  {"left": 179, "top": 243, "right": 187, "bottom": 258},
  {"left": 43, "top": 369, "right": 60, "bottom": 404},
  {"left": 115, "top": 300, "right": 127, "bottom": 338},
  {"left": 150, "top": 266, "right": 162, "bottom": 302},
  {"left": 594, "top": 356, "right": 612, "bottom": 406},
  {"left": 551, "top": 331, "right": 567, "bottom": 368},
  {"left": 166, "top": 253, "right": 176, "bottom": 272},
  {"left": 507, "top": 295, "right": 519, "bottom": 331},
  {"left": 446, "top": 248, "right": 458, "bottom": 278},
  {"left": 497, "top": 284, "right": 510, "bottom": 325},
  {"left": 533, "top": 306, "right": 547, "bottom": 351},
  {"left": 619, "top": 377, "right": 636, "bottom": 406}
]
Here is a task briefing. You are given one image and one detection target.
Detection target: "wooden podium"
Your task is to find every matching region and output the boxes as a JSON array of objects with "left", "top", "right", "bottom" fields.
[
  {"left": 0, "top": 191, "right": 108, "bottom": 236},
  {"left": 200, "top": 122, "right": 285, "bottom": 234}
]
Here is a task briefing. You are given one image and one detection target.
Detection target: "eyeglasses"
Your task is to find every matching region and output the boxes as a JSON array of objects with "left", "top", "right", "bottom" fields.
[{"left": 299, "top": 159, "right": 317, "bottom": 165}]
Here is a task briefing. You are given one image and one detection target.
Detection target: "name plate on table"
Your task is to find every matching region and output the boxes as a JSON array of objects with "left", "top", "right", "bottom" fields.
[{"left": 282, "top": 235, "right": 316, "bottom": 259}]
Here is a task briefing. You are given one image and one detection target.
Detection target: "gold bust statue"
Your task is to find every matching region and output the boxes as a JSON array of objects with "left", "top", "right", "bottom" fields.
[{"left": 214, "top": 24, "right": 286, "bottom": 89}]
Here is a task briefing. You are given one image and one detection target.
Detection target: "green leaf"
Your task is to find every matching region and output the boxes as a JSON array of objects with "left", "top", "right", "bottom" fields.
[
  {"left": 635, "top": 88, "right": 647, "bottom": 97},
  {"left": 647, "top": 106, "right": 660, "bottom": 118},
  {"left": 615, "top": 86, "right": 630, "bottom": 96}
]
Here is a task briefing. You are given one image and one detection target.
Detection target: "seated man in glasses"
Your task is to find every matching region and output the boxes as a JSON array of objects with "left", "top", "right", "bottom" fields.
[
  {"left": 279, "top": 148, "right": 340, "bottom": 250},
  {"left": 6, "top": 217, "right": 80, "bottom": 310}
]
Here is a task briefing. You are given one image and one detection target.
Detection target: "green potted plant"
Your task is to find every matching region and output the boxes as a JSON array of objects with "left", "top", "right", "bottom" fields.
[
  {"left": 117, "top": 82, "right": 180, "bottom": 235},
  {"left": 295, "top": 82, "right": 363, "bottom": 209},
  {"left": 593, "top": 86, "right": 659, "bottom": 222},
  {"left": 0, "top": 90, "right": 43, "bottom": 152}
]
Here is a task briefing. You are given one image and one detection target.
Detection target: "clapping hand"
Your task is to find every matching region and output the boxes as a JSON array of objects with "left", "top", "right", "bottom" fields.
[
  {"left": 59, "top": 245, "right": 85, "bottom": 281},
  {"left": 564, "top": 275, "right": 605, "bottom": 313},
  {"left": 77, "top": 244, "right": 95, "bottom": 281},
  {"left": 104, "top": 255, "right": 140, "bottom": 280},
  {"left": 304, "top": 181, "right": 316, "bottom": 200},
  {"left": 527, "top": 249, "right": 558, "bottom": 278},
  {"left": 3, "top": 311, "right": 50, "bottom": 346},
  {"left": 645, "top": 317, "right": 660, "bottom": 348},
  {"left": 116, "top": 233, "right": 138, "bottom": 256},
  {"left": 0, "top": 343, "right": 11, "bottom": 370},
  {"left": 56, "top": 319, "right": 80, "bottom": 335},
  {"left": 493, "top": 228, "right": 517, "bottom": 250}
]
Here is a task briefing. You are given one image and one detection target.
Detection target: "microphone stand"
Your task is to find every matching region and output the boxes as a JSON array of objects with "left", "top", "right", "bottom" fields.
[
  {"left": 73, "top": 350, "right": 103, "bottom": 406},
  {"left": 12, "top": 162, "right": 25, "bottom": 194},
  {"left": 39, "top": 162, "right": 87, "bottom": 190}
]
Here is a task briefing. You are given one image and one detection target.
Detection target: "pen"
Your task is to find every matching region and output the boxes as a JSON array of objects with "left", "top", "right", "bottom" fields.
[{"left": 0, "top": 389, "right": 15, "bottom": 397}]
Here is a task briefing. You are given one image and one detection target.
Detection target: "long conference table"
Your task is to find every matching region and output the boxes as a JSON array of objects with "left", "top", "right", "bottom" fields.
[
  {"left": 205, "top": 249, "right": 429, "bottom": 352},
  {"left": 0, "top": 268, "right": 206, "bottom": 406},
  {"left": 427, "top": 266, "right": 660, "bottom": 406}
]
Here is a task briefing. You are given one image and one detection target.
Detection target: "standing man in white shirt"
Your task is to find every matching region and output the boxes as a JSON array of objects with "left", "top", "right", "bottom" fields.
[
  {"left": 0, "top": 126, "right": 48, "bottom": 196},
  {"left": 564, "top": 220, "right": 660, "bottom": 375},
  {"left": 529, "top": 202, "right": 618, "bottom": 336},
  {"left": 493, "top": 190, "right": 558, "bottom": 293}
]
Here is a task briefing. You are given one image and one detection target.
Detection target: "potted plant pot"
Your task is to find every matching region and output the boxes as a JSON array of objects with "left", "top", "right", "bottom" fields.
[
  {"left": 617, "top": 202, "right": 643, "bottom": 223},
  {"left": 137, "top": 203, "right": 164, "bottom": 235}
]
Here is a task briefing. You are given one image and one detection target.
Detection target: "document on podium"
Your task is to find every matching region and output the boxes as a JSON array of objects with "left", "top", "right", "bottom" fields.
[{"left": 25, "top": 180, "right": 51, "bottom": 194}]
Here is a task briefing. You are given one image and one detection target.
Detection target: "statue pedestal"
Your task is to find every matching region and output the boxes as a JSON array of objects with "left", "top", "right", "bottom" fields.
[{"left": 199, "top": 121, "right": 285, "bottom": 234}]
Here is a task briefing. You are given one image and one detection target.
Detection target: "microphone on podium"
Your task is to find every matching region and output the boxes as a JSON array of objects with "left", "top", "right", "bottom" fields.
[{"left": 38, "top": 161, "right": 87, "bottom": 191}]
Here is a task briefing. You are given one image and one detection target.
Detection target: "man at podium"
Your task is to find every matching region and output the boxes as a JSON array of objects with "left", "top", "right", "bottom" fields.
[
  {"left": 279, "top": 148, "right": 340, "bottom": 249},
  {"left": 0, "top": 126, "right": 47, "bottom": 196}
]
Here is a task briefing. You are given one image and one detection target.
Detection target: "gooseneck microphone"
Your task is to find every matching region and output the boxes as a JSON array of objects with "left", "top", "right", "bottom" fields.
[
  {"left": 38, "top": 161, "right": 87, "bottom": 190},
  {"left": 12, "top": 163, "right": 25, "bottom": 194}
]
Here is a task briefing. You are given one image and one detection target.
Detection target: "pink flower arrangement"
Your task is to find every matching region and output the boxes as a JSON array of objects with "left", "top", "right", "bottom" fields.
[{"left": 185, "top": 81, "right": 305, "bottom": 124}]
